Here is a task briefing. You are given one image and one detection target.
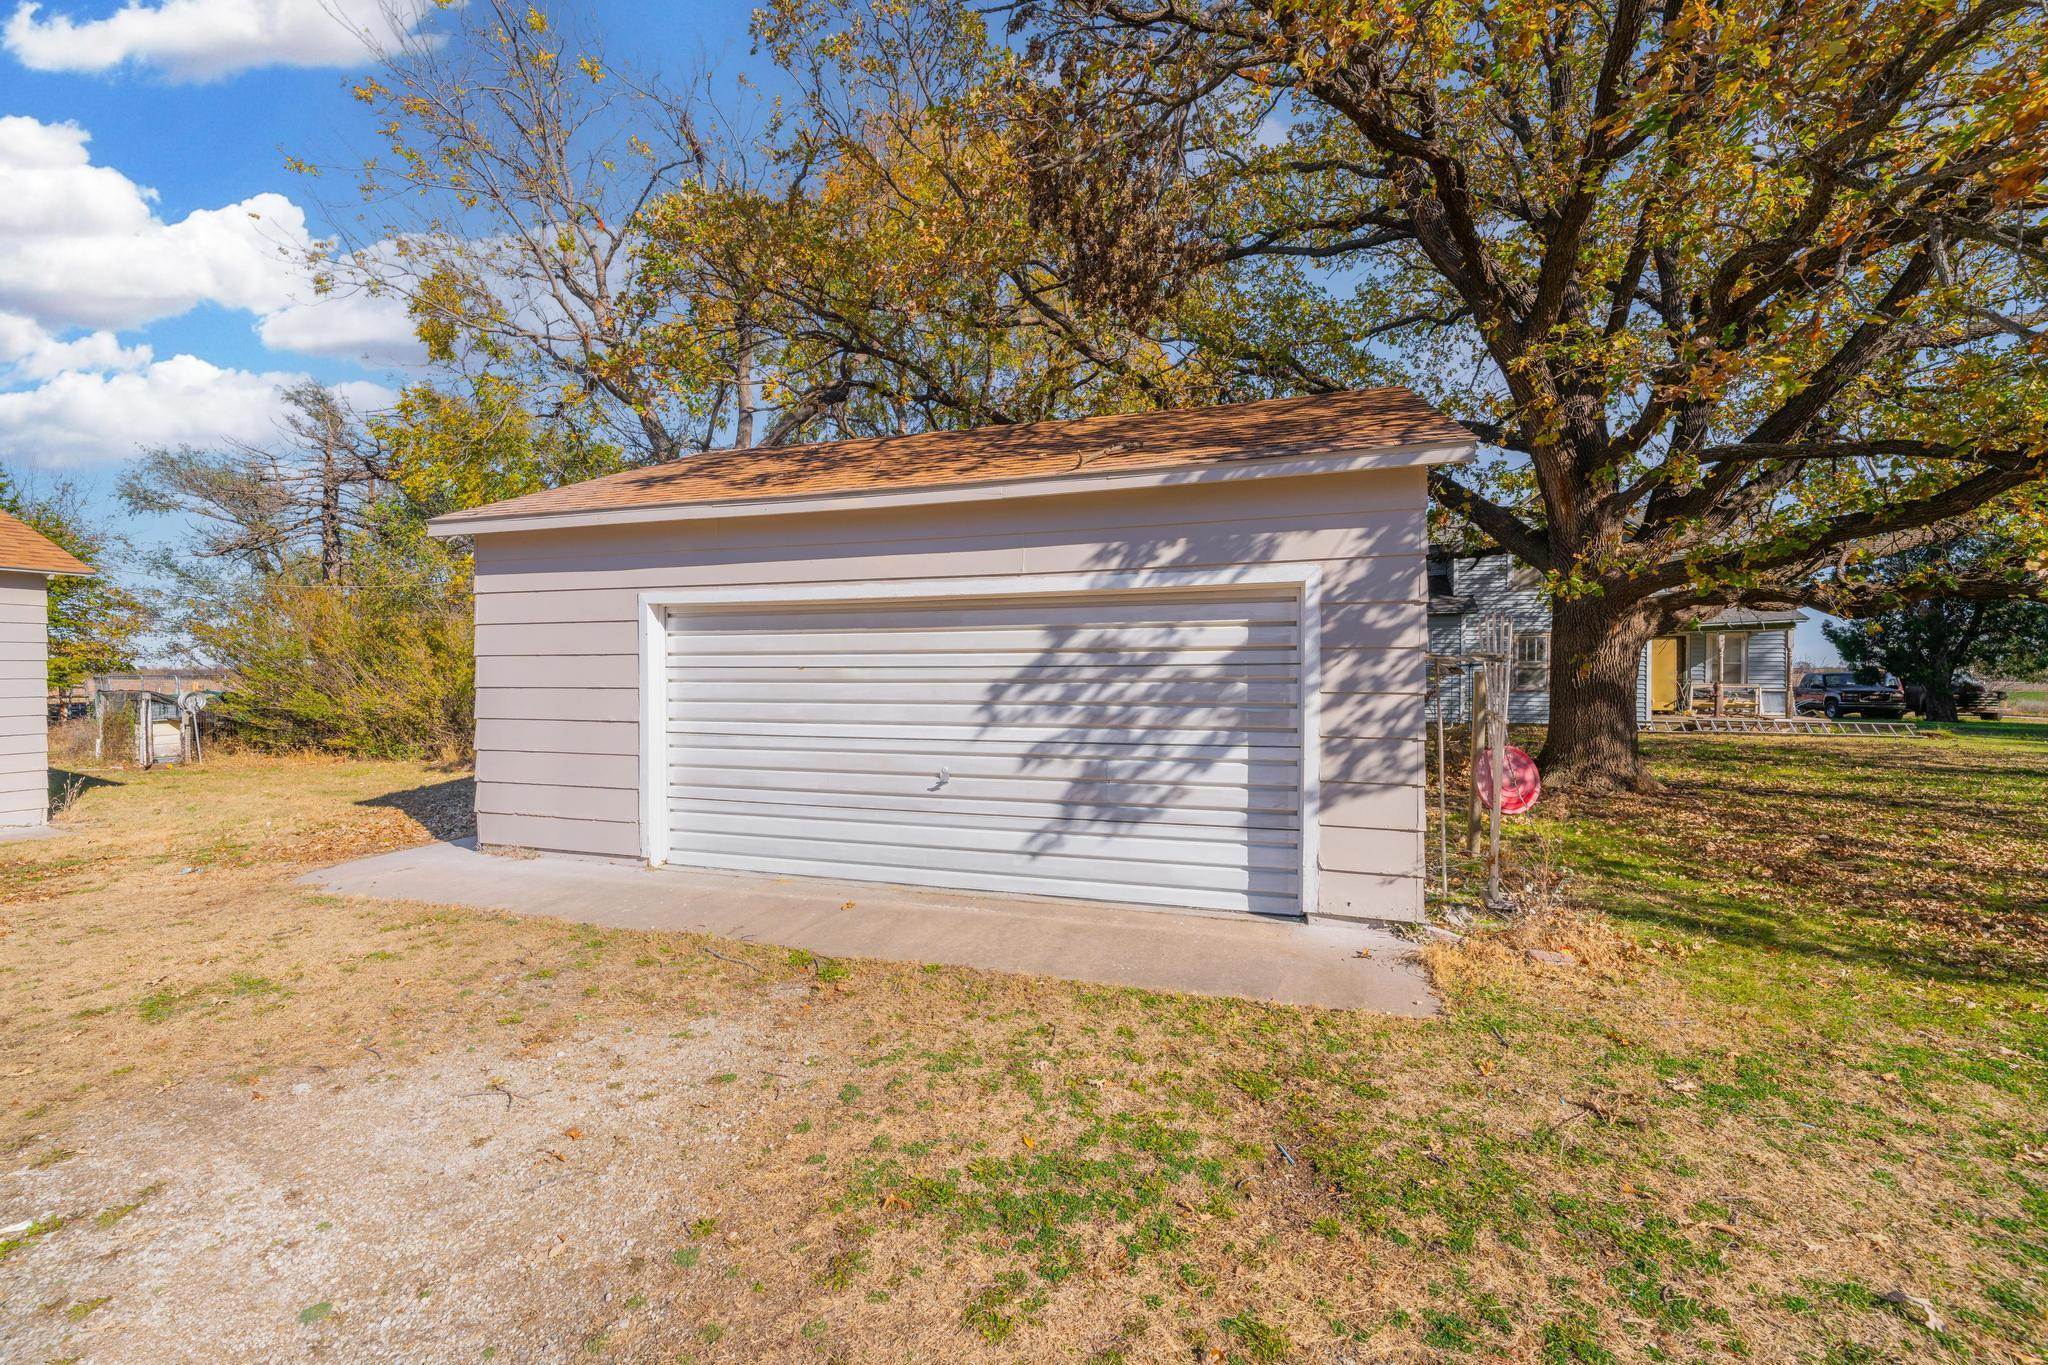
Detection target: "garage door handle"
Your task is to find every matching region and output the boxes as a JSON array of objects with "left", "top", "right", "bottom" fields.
[{"left": 928, "top": 768, "right": 950, "bottom": 791}]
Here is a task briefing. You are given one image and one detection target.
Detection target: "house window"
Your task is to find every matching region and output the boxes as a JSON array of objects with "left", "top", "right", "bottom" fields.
[
  {"left": 1426, "top": 553, "right": 1454, "bottom": 599},
  {"left": 1512, "top": 632, "right": 1550, "bottom": 692},
  {"left": 1691, "top": 632, "right": 1748, "bottom": 685}
]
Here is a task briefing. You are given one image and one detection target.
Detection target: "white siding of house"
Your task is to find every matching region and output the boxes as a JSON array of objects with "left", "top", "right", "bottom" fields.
[
  {"left": 0, "top": 571, "right": 48, "bottom": 827},
  {"left": 469, "top": 467, "right": 1433, "bottom": 922},
  {"left": 1426, "top": 555, "right": 1797, "bottom": 723},
  {"left": 1680, "top": 629, "right": 1794, "bottom": 715},
  {"left": 1750, "top": 629, "right": 1792, "bottom": 716},
  {"left": 1425, "top": 555, "right": 1553, "bottom": 724},
  {"left": 1424, "top": 613, "right": 1465, "bottom": 722}
]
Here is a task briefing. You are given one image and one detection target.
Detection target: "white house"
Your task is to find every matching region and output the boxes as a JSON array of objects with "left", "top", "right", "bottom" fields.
[
  {"left": 0, "top": 508, "right": 92, "bottom": 828},
  {"left": 1427, "top": 552, "right": 1807, "bottom": 723}
]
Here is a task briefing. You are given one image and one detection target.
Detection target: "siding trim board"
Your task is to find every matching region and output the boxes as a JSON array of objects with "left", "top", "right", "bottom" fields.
[{"left": 635, "top": 564, "right": 1326, "bottom": 918}]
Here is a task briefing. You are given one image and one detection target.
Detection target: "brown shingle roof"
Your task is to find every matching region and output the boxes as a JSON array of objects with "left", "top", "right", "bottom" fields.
[
  {"left": 433, "top": 388, "right": 1472, "bottom": 528},
  {"left": 0, "top": 508, "right": 93, "bottom": 576}
]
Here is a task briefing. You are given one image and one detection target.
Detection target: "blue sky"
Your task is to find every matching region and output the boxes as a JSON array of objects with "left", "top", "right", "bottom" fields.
[
  {"left": 0, "top": 0, "right": 767, "bottom": 563},
  {"left": 0, "top": 0, "right": 1844, "bottom": 663}
]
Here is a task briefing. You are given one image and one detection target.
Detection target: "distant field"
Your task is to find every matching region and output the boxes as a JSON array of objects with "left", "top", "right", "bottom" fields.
[{"left": 1995, "top": 683, "right": 2048, "bottom": 717}]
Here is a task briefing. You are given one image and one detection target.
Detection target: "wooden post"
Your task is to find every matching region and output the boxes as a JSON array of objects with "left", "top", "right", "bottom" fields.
[
  {"left": 1465, "top": 666, "right": 1487, "bottom": 856},
  {"left": 1487, "top": 654, "right": 1506, "bottom": 906},
  {"left": 1435, "top": 669, "right": 1449, "bottom": 901},
  {"left": 1714, "top": 634, "right": 1727, "bottom": 715}
]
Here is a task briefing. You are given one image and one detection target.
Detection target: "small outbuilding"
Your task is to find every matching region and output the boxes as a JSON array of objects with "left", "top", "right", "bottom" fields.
[
  {"left": 0, "top": 508, "right": 92, "bottom": 829},
  {"left": 429, "top": 391, "right": 1475, "bottom": 924}
]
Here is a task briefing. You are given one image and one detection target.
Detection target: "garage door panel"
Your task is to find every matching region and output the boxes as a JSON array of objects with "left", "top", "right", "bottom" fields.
[
  {"left": 669, "top": 652, "right": 1300, "bottom": 678},
  {"left": 667, "top": 623, "right": 1297, "bottom": 656},
  {"left": 671, "top": 767, "right": 1297, "bottom": 812},
  {"left": 668, "top": 718, "right": 1303, "bottom": 751},
  {"left": 670, "top": 728, "right": 1297, "bottom": 765},
  {"left": 668, "top": 678, "right": 1299, "bottom": 706},
  {"left": 669, "top": 786, "right": 1300, "bottom": 832},
  {"left": 667, "top": 742, "right": 1300, "bottom": 788},
  {"left": 668, "top": 800, "right": 1300, "bottom": 847},
  {"left": 665, "top": 848, "right": 1304, "bottom": 917},
  {"left": 668, "top": 807, "right": 1300, "bottom": 869},
  {"left": 662, "top": 834, "right": 1300, "bottom": 898},
  {"left": 666, "top": 699, "right": 1299, "bottom": 731},
  {"left": 664, "top": 588, "right": 1306, "bottom": 915}
]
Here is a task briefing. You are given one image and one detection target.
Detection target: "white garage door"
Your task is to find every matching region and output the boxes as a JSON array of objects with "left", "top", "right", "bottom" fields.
[{"left": 662, "top": 588, "right": 1307, "bottom": 916}]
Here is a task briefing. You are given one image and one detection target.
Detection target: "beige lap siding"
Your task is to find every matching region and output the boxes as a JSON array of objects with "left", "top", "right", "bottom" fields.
[
  {"left": 0, "top": 572, "right": 48, "bottom": 828},
  {"left": 469, "top": 467, "right": 1430, "bottom": 921}
]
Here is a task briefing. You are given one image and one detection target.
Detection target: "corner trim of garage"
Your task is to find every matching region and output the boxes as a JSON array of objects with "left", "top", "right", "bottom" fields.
[{"left": 635, "top": 564, "right": 1326, "bottom": 917}]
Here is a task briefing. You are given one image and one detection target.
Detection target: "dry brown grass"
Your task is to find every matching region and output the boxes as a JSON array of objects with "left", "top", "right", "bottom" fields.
[{"left": 2, "top": 743, "right": 2045, "bottom": 1363}]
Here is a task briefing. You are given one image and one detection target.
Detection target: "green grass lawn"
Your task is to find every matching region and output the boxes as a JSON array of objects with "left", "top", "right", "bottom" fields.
[{"left": 3, "top": 735, "right": 2044, "bottom": 1362}]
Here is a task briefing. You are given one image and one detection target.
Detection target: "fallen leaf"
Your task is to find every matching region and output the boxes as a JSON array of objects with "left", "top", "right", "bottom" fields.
[
  {"left": 1877, "top": 1288, "right": 1942, "bottom": 1333},
  {"left": 563, "top": 1127, "right": 583, "bottom": 1140}
]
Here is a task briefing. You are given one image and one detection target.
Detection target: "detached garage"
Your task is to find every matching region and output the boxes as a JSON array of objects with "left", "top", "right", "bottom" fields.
[
  {"left": 0, "top": 508, "right": 92, "bottom": 829},
  {"left": 429, "top": 390, "right": 1474, "bottom": 924}
]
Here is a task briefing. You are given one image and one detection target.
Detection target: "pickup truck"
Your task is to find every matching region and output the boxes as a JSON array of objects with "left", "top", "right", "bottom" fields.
[
  {"left": 1793, "top": 671, "right": 1908, "bottom": 719},
  {"left": 1904, "top": 676, "right": 2006, "bottom": 719}
]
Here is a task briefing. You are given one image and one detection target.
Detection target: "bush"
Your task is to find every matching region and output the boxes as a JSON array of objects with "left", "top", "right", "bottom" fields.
[{"left": 196, "top": 534, "right": 475, "bottom": 762}]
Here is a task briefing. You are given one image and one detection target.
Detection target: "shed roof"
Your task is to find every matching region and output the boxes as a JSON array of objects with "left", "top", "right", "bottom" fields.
[
  {"left": 0, "top": 508, "right": 92, "bottom": 576},
  {"left": 1694, "top": 607, "right": 1808, "bottom": 629},
  {"left": 430, "top": 388, "right": 1473, "bottom": 533}
]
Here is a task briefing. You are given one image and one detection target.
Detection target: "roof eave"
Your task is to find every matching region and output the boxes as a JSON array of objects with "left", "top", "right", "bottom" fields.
[
  {"left": 1687, "top": 611, "right": 1808, "bottom": 629},
  {"left": 0, "top": 562, "right": 93, "bottom": 577},
  {"left": 427, "top": 438, "right": 1477, "bottom": 539}
]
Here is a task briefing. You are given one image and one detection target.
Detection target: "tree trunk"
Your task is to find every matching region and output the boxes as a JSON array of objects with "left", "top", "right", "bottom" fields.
[
  {"left": 1536, "top": 598, "right": 1659, "bottom": 790},
  {"left": 734, "top": 327, "right": 756, "bottom": 450},
  {"left": 1921, "top": 645, "right": 1960, "bottom": 721},
  {"left": 319, "top": 440, "right": 342, "bottom": 583}
]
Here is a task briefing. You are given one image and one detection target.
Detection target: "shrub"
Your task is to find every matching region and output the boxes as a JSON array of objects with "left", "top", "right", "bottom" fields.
[{"left": 197, "top": 530, "right": 474, "bottom": 762}]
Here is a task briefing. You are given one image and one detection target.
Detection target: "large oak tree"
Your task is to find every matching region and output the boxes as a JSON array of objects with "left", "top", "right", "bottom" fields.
[
  {"left": 325, "top": 0, "right": 2047, "bottom": 786},
  {"left": 973, "top": 0, "right": 2048, "bottom": 785}
]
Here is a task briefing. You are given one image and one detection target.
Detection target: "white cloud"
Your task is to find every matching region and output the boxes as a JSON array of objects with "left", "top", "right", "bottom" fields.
[
  {"left": 0, "top": 353, "right": 393, "bottom": 466},
  {"left": 4, "top": 0, "right": 436, "bottom": 81},
  {"left": 0, "top": 116, "right": 422, "bottom": 465},
  {"left": 256, "top": 290, "right": 423, "bottom": 366},
  {"left": 0, "top": 115, "right": 307, "bottom": 331},
  {"left": 256, "top": 240, "right": 426, "bottom": 366},
  {"left": 0, "top": 114, "right": 421, "bottom": 357},
  {"left": 0, "top": 311, "right": 152, "bottom": 381}
]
